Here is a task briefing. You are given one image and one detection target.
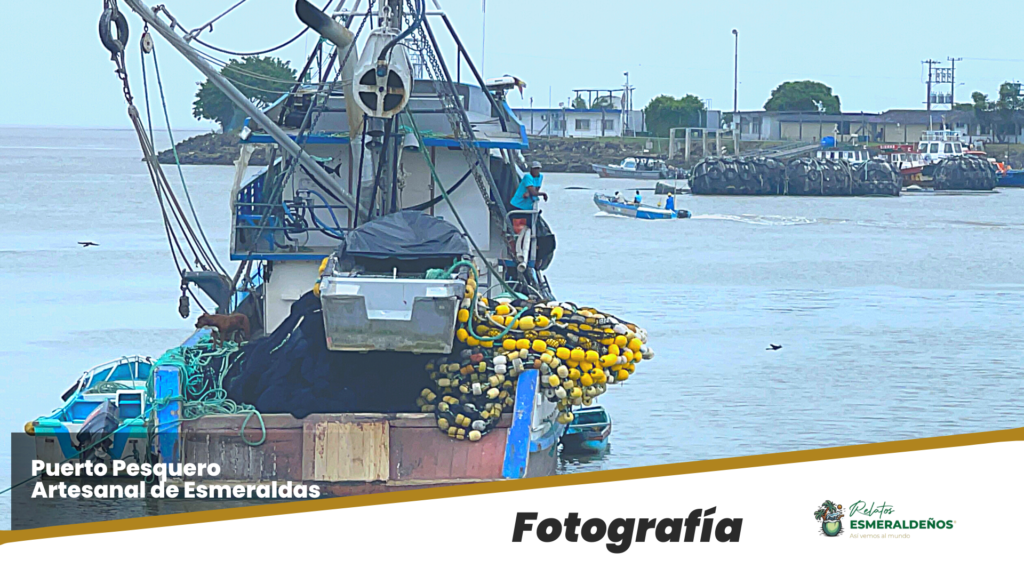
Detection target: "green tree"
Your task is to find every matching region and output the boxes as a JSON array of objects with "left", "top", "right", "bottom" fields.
[
  {"left": 764, "top": 81, "right": 841, "bottom": 114},
  {"left": 643, "top": 94, "right": 706, "bottom": 137},
  {"left": 192, "top": 56, "right": 297, "bottom": 132}
]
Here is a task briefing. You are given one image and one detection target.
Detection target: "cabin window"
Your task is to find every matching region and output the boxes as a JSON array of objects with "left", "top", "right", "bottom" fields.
[
  {"left": 918, "top": 143, "right": 927, "bottom": 152},
  {"left": 944, "top": 143, "right": 953, "bottom": 153},
  {"left": 954, "top": 143, "right": 962, "bottom": 153},
  {"left": 602, "top": 119, "right": 615, "bottom": 131},
  {"left": 930, "top": 143, "right": 939, "bottom": 153},
  {"left": 575, "top": 119, "right": 591, "bottom": 130}
]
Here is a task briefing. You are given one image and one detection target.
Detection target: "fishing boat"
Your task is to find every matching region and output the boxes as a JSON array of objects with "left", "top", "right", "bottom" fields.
[
  {"left": 817, "top": 146, "right": 870, "bottom": 166},
  {"left": 560, "top": 405, "right": 611, "bottom": 454},
  {"left": 592, "top": 156, "right": 674, "bottom": 179},
  {"left": 29, "top": 356, "right": 152, "bottom": 467},
  {"left": 998, "top": 168, "right": 1024, "bottom": 187},
  {"left": 593, "top": 193, "right": 691, "bottom": 220},
  {"left": 24, "top": 0, "right": 657, "bottom": 497}
]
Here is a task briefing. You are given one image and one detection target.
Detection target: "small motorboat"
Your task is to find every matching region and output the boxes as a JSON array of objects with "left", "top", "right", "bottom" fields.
[
  {"left": 561, "top": 405, "right": 611, "bottom": 454},
  {"left": 592, "top": 156, "right": 674, "bottom": 179},
  {"left": 998, "top": 168, "right": 1024, "bottom": 188},
  {"left": 593, "top": 193, "right": 691, "bottom": 220},
  {"left": 27, "top": 355, "right": 153, "bottom": 467}
]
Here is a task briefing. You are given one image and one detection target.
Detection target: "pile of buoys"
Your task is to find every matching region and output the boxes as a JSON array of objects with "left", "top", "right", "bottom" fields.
[
  {"left": 786, "top": 157, "right": 853, "bottom": 196},
  {"left": 690, "top": 155, "right": 904, "bottom": 196},
  {"left": 419, "top": 264, "right": 654, "bottom": 441},
  {"left": 690, "top": 157, "right": 785, "bottom": 195},
  {"left": 852, "top": 158, "right": 901, "bottom": 196},
  {"left": 932, "top": 156, "right": 998, "bottom": 191}
]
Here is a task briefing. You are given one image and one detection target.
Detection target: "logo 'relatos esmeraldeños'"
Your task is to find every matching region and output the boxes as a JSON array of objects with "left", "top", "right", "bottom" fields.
[{"left": 814, "top": 500, "right": 845, "bottom": 537}]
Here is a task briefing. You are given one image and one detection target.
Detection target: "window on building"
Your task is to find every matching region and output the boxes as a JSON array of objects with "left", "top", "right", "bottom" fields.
[
  {"left": 575, "top": 119, "right": 591, "bottom": 130},
  {"left": 603, "top": 119, "right": 615, "bottom": 131}
]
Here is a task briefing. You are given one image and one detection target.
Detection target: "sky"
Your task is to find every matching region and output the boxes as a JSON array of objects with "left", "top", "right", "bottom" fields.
[{"left": 1, "top": 0, "right": 1022, "bottom": 130}]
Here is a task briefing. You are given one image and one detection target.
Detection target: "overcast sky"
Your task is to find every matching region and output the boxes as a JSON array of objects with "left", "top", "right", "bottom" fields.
[{"left": 1, "top": 0, "right": 1021, "bottom": 130}]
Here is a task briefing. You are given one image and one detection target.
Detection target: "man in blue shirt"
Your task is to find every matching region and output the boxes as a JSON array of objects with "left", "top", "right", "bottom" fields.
[
  {"left": 511, "top": 161, "right": 548, "bottom": 226},
  {"left": 665, "top": 192, "right": 675, "bottom": 212}
]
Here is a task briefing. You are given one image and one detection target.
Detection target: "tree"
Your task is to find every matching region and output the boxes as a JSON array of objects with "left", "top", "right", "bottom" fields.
[
  {"left": 764, "top": 81, "right": 841, "bottom": 114},
  {"left": 571, "top": 95, "right": 588, "bottom": 109},
  {"left": 192, "top": 56, "right": 297, "bottom": 132},
  {"left": 969, "top": 83, "right": 1024, "bottom": 142},
  {"left": 643, "top": 94, "right": 706, "bottom": 137}
]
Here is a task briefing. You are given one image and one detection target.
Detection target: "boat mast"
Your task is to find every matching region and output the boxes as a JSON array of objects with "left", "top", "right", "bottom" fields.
[{"left": 119, "top": 0, "right": 368, "bottom": 223}]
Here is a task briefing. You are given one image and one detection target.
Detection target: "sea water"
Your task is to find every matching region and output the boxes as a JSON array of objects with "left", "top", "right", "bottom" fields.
[{"left": 2, "top": 127, "right": 1023, "bottom": 526}]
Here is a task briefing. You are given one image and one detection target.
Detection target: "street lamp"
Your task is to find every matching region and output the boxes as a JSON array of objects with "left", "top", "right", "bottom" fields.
[{"left": 623, "top": 71, "right": 630, "bottom": 135}]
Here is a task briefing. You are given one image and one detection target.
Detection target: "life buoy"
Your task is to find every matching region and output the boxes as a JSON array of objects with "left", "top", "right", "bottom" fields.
[{"left": 99, "top": 8, "right": 130, "bottom": 57}]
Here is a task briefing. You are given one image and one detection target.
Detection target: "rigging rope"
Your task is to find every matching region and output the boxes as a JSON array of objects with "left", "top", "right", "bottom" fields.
[{"left": 150, "top": 43, "right": 229, "bottom": 278}]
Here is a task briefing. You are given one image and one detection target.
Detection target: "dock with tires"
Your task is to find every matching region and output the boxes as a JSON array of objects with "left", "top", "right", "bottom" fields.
[{"left": 689, "top": 155, "right": 999, "bottom": 196}]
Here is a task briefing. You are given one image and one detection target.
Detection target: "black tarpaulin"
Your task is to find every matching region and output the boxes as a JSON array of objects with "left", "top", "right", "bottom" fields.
[{"left": 342, "top": 211, "right": 469, "bottom": 260}]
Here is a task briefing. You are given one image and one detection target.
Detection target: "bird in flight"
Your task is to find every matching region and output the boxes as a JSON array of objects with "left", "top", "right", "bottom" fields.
[
  {"left": 78, "top": 241, "right": 99, "bottom": 247},
  {"left": 766, "top": 344, "right": 782, "bottom": 351}
]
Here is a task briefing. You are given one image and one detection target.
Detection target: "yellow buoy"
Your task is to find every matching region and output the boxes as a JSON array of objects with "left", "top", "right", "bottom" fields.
[
  {"left": 607, "top": 344, "right": 620, "bottom": 356},
  {"left": 584, "top": 350, "right": 599, "bottom": 362},
  {"left": 570, "top": 348, "right": 585, "bottom": 362},
  {"left": 600, "top": 354, "right": 617, "bottom": 368},
  {"left": 628, "top": 338, "right": 643, "bottom": 352},
  {"left": 456, "top": 328, "right": 469, "bottom": 342},
  {"left": 458, "top": 309, "right": 470, "bottom": 323},
  {"left": 496, "top": 304, "right": 511, "bottom": 315},
  {"left": 516, "top": 338, "right": 530, "bottom": 350},
  {"left": 518, "top": 316, "right": 535, "bottom": 330},
  {"left": 616, "top": 370, "right": 629, "bottom": 381},
  {"left": 503, "top": 339, "right": 517, "bottom": 351},
  {"left": 580, "top": 374, "right": 594, "bottom": 387},
  {"left": 556, "top": 347, "right": 571, "bottom": 360},
  {"left": 531, "top": 340, "right": 547, "bottom": 353},
  {"left": 615, "top": 335, "right": 628, "bottom": 347}
]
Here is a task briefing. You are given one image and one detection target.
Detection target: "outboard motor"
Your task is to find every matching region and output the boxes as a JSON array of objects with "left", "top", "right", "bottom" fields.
[{"left": 76, "top": 399, "right": 120, "bottom": 464}]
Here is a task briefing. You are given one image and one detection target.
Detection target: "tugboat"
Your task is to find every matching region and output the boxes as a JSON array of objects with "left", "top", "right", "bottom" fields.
[
  {"left": 23, "top": 0, "right": 656, "bottom": 495},
  {"left": 877, "top": 144, "right": 926, "bottom": 186}
]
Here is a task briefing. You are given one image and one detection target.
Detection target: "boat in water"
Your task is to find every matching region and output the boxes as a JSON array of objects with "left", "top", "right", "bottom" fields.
[
  {"left": 592, "top": 156, "right": 676, "bottom": 179},
  {"left": 998, "top": 168, "right": 1024, "bottom": 187},
  {"left": 877, "top": 144, "right": 926, "bottom": 186},
  {"left": 24, "top": 0, "right": 657, "bottom": 497},
  {"left": 560, "top": 405, "right": 611, "bottom": 454},
  {"left": 29, "top": 356, "right": 152, "bottom": 467},
  {"left": 593, "top": 193, "right": 691, "bottom": 220}
]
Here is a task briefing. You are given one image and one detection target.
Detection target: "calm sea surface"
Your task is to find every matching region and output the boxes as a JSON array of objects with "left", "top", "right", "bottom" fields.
[{"left": 2, "top": 127, "right": 1023, "bottom": 526}]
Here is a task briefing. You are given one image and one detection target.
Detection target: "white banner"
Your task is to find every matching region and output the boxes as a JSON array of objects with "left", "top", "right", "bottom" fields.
[{"left": 2, "top": 440, "right": 1019, "bottom": 572}]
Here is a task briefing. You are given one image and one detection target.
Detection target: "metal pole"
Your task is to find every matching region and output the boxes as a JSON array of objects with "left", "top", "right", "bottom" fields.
[
  {"left": 732, "top": 29, "right": 738, "bottom": 121},
  {"left": 122, "top": 0, "right": 364, "bottom": 220}
]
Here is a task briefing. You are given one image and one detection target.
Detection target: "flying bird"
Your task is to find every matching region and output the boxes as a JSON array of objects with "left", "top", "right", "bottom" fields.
[
  {"left": 78, "top": 241, "right": 99, "bottom": 247},
  {"left": 766, "top": 344, "right": 782, "bottom": 351}
]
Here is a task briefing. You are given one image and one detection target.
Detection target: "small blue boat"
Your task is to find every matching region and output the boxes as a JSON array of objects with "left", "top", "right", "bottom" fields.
[
  {"left": 27, "top": 356, "right": 153, "bottom": 467},
  {"left": 998, "top": 169, "right": 1024, "bottom": 188},
  {"left": 561, "top": 405, "right": 612, "bottom": 454},
  {"left": 593, "top": 193, "right": 691, "bottom": 220}
]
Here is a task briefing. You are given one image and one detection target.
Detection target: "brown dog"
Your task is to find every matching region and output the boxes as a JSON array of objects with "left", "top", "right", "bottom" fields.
[{"left": 195, "top": 313, "right": 251, "bottom": 346}]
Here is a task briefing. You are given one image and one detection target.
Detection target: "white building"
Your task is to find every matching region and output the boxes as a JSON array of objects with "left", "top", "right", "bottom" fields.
[{"left": 511, "top": 107, "right": 647, "bottom": 138}]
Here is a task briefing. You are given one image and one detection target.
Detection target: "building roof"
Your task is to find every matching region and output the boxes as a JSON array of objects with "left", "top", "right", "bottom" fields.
[
  {"left": 736, "top": 108, "right": 992, "bottom": 125},
  {"left": 512, "top": 107, "right": 637, "bottom": 114}
]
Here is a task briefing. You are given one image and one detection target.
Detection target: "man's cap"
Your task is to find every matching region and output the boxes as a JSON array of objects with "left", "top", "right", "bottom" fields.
[{"left": 530, "top": 161, "right": 542, "bottom": 169}]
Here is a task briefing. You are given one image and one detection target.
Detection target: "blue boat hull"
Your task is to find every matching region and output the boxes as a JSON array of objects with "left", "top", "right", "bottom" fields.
[
  {"left": 593, "top": 194, "right": 690, "bottom": 220},
  {"left": 998, "top": 170, "right": 1024, "bottom": 187}
]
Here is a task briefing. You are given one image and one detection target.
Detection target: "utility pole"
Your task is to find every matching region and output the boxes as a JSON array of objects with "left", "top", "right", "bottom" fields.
[
  {"left": 948, "top": 57, "right": 962, "bottom": 108},
  {"left": 732, "top": 29, "right": 739, "bottom": 123},
  {"left": 924, "top": 59, "right": 939, "bottom": 111}
]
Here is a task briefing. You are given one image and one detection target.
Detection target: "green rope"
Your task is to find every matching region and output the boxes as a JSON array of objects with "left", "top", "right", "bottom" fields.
[
  {"left": 445, "top": 259, "right": 529, "bottom": 343},
  {"left": 145, "top": 335, "right": 266, "bottom": 446}
]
